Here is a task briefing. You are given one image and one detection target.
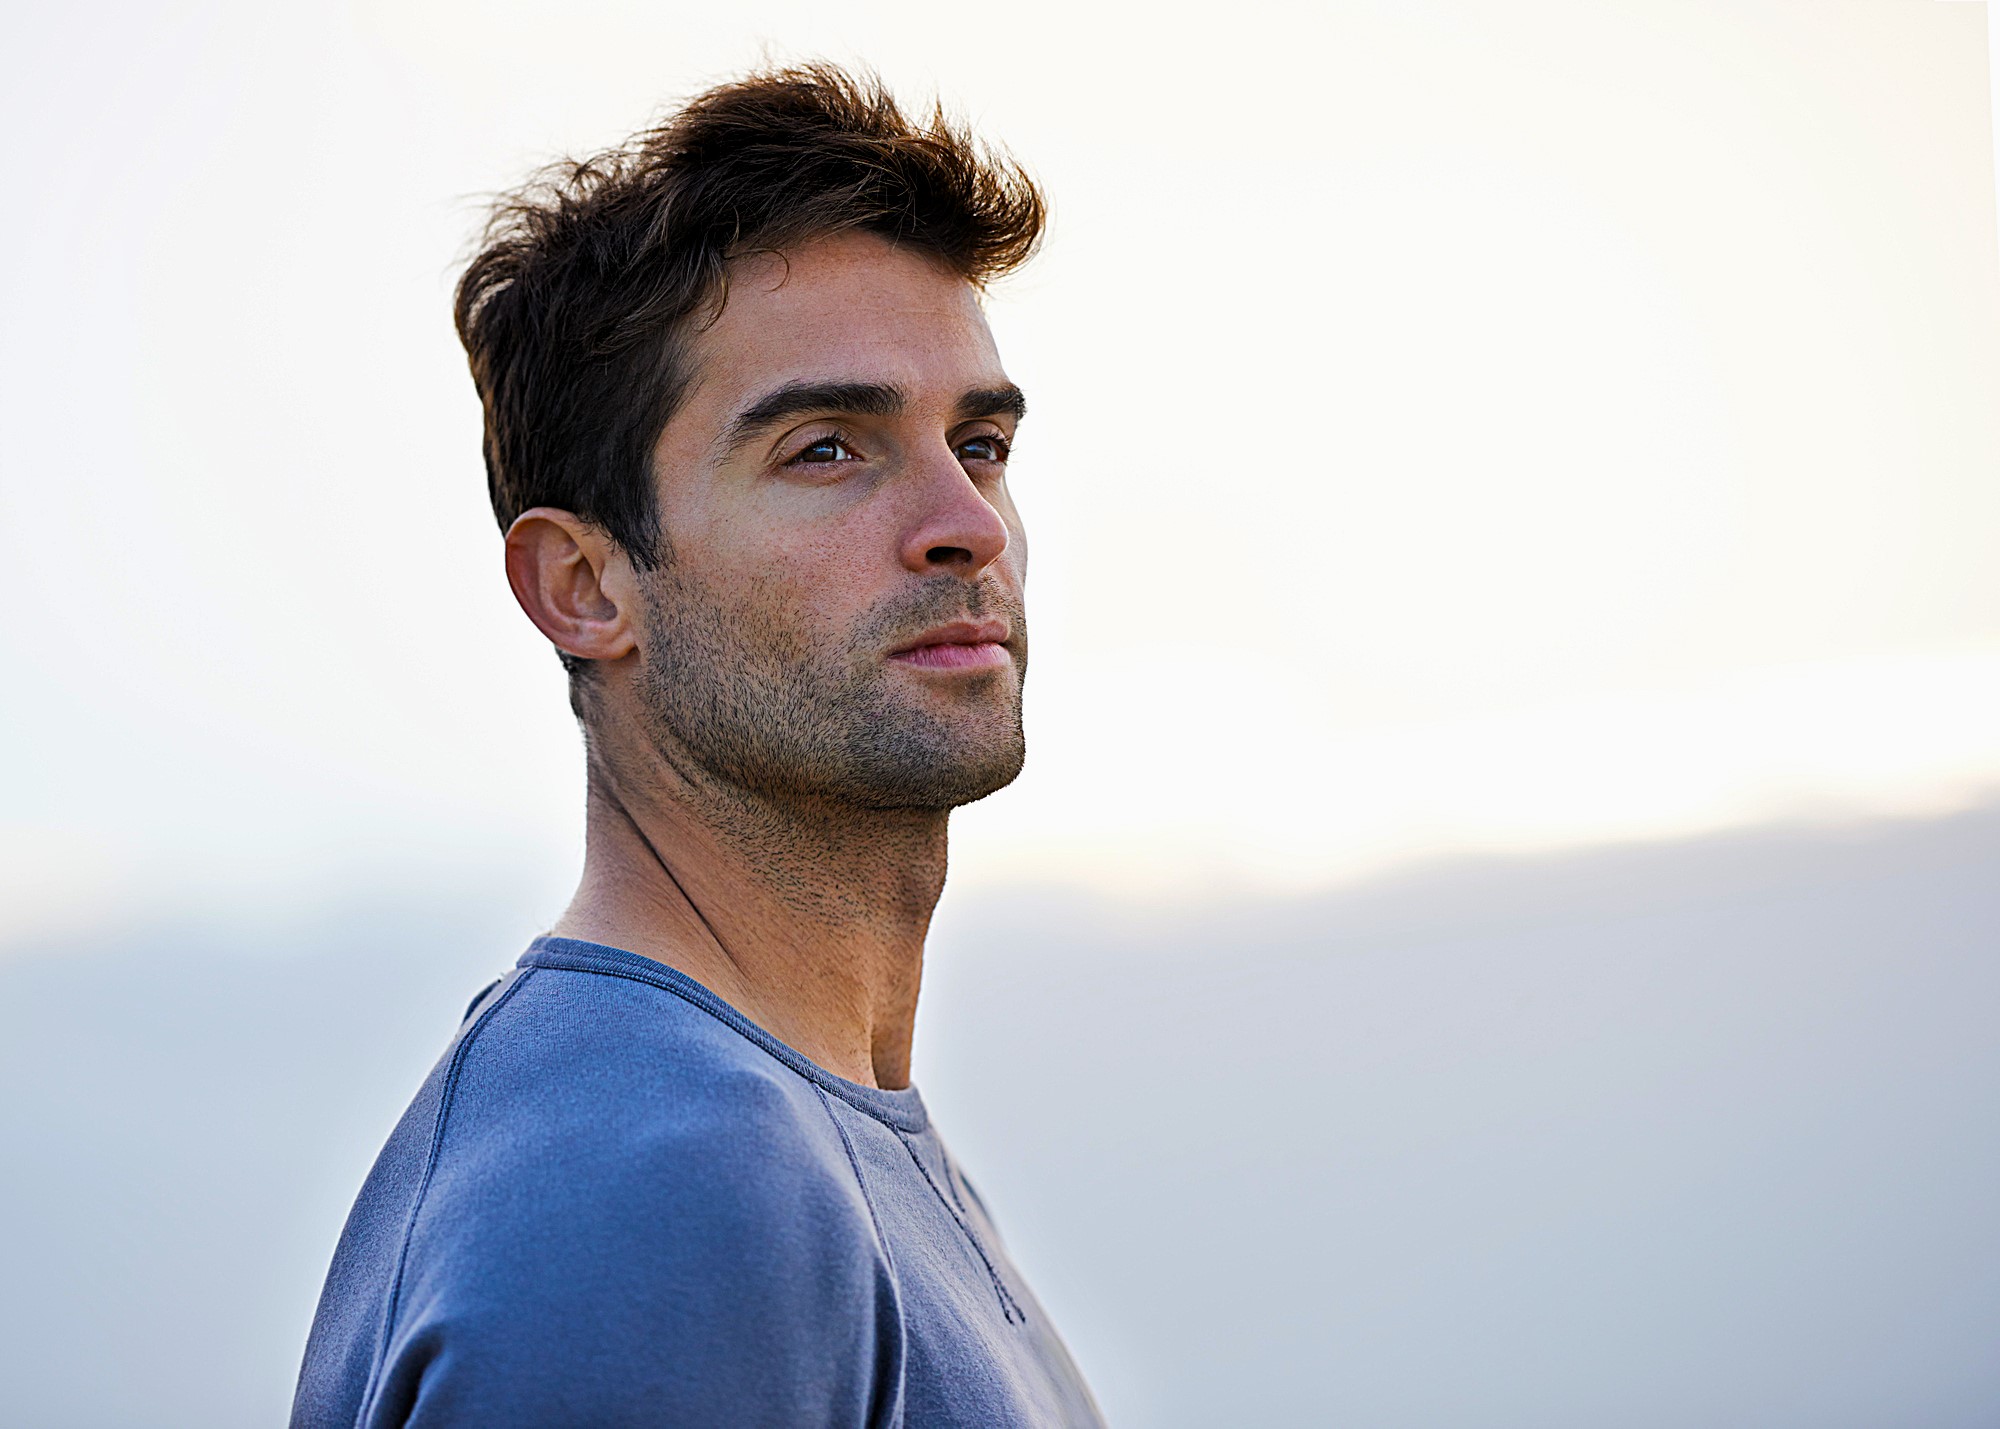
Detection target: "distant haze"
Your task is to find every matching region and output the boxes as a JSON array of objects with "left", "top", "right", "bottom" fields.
[{"left": 4, "top": 806, "right": 1997, "bottom": 1427}]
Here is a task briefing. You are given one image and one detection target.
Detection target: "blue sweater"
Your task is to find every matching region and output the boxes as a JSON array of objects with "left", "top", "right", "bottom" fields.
[{"left": 292, "top": 937, "right": 1103, "bottom": 1427}]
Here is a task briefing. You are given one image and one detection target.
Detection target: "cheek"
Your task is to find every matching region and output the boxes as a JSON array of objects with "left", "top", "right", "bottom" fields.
[
  {"left": 988, "top": 485, "right": 1028, "bottom": 566},
  {"left": 713, "top": 536, "right": 875, "bottom": 657},
  {"left": 646, "top": 545, "right": 805, "bottom": 658},
  {"left": 780, "top": 509, "right": 903, "bottom": 603},
  {"left": 1006, "top": 517, "right": 1030, "bottom": 578}
]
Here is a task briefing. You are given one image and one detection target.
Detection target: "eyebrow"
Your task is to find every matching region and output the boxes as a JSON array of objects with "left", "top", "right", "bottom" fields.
[
  {"left": 958, "top": 384, "right": 1028, "bottom": 425},
  {"left": 719, "top": 381, "right": 903, "bottom": 458},
  {"left": 715, "top": 379, "right": 1029, "bottom": 459}
]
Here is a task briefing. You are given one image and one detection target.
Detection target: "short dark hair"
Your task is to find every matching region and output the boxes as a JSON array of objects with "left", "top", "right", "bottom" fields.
[{"left": 454, "top": 63, "right": 1046, "bottom": 571}]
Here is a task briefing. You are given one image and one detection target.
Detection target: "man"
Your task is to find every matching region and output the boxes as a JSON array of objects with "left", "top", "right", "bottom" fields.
[{"left": 291, "top": 65, "right": 1104, "bottom": 1428}]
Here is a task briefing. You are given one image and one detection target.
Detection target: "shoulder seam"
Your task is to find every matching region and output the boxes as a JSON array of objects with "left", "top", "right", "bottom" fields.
[
  {"left": 811, "top": 1085, "right": 907, "bottom": 1429},
  {"left": 810, "top": 1082, "right": 900, "bottom": 1286},
  {"left": 522, "top": 955, "right": 928, "bottom": 1132},
  {"left": 354, "top": 965, "right": 538, "bottom": 1428}
]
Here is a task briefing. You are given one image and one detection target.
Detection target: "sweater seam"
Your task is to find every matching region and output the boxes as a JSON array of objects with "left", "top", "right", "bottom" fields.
[
  {"left": 812, "top": 1084, "right": 899, "bottom": 1283},
  {"left": 354, "top": 965, "right": 537, "bottom": 1428},
  {"left": 812, "top": 1086, "right": 908, "bottom": 1429},
  {"left": 521, "top": 951, "right": 929, "bottom": 1133}
]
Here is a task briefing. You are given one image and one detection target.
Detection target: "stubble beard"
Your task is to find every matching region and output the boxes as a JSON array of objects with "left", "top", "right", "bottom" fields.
[{"left": 631, "top": 560, "right": 1028, "bottom": 816}]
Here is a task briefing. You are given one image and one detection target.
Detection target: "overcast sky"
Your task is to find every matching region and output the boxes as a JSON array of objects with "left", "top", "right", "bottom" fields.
[{"left": 3, "top": 0, "right": 1997, "bottom": 933}]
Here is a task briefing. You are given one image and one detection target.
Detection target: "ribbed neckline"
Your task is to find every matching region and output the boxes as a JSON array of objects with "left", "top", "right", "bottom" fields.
[{"left": 519, "top": 936, "right": 931, "bottom": 1134}]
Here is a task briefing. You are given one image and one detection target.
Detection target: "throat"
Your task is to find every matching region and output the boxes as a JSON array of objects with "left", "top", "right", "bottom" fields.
[{"left": 555, "top": 770, "right": 947, "bottom": 1089}]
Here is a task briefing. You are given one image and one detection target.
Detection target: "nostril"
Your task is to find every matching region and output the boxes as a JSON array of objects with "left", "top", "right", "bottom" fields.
[{"left": 925, "top": 545, "right": 973, "bottom": 566}]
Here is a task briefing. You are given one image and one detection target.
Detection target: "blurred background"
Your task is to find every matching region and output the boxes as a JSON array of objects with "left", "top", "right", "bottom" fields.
[{"left": 3, "top": 1, "right": 1998, "bottom": 1425}]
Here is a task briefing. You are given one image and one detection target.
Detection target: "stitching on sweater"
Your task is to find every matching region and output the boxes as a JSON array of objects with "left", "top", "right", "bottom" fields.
[
  {"left": 817, "top": 1084, "right": 908, "bottom": 1429},
  {"left": 355, "top": 966, "right": 536, "bottom": 1428},
  {"left": 936, "top": 1147, "right": 971, "bottom": 1217},
  {"left": 813, "top": 1082, "right": 900, "bottom": 1288},
  {"left": 521, "top": 951, "right": 929, "bottom": 1134},
  {"left": 896, "top": 1130, "right": 1025, "bottom": 1325}
]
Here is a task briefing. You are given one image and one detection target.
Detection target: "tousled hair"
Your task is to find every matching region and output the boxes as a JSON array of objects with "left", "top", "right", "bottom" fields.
[{"left": 454, "top": 63, "right": 1045, "bottom": 590}]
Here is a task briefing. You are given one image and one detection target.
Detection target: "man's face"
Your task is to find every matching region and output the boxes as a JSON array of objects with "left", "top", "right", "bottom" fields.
[{"left": 630, "top": 231, "right": 1028, "bottom": 813}]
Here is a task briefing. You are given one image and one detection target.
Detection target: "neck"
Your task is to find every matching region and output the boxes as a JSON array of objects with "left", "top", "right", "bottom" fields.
[{"left": 550, "top": 731, "right": 950, "bottom": 1091}]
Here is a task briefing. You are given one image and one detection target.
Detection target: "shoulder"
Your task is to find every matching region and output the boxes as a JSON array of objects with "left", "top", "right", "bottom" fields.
[
  {"left": 451, "top": 962, "right": 846, "bottom": 1162},
  {"left": 363, "top": 963, "right": 899, "bottom": 1427},
  {"left": 420, "top": 960, "right": 876, "bottom": 1260}
]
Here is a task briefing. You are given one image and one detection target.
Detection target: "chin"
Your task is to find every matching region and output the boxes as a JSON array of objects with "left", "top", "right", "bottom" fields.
[
  {"left": 853, "top": 740, "right": 1027, "bottom": 811},
  {"left": 821, "top": 677, "right": 1022, "bottom": 807},
  {"left": 937, "top": 745, "right": 1029, "bottom": 809},
  {"left": 838, "top": 709, "right": 1027, "bottom": 811}
]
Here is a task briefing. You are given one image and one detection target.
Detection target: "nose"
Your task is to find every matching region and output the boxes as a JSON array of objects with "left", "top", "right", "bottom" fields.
[{"left": 897, "top": 447, "right": 1012, "bottom": 578}]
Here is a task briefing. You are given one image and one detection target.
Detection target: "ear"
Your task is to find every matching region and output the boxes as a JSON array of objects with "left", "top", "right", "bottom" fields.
[{"left": 503, "top": 508, "right": 639, "bottom": 665}]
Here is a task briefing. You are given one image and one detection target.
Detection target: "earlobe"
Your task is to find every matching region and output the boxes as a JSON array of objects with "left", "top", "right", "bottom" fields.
[{"left": 503, "top": 509, "right": 638, "bottom": 664}]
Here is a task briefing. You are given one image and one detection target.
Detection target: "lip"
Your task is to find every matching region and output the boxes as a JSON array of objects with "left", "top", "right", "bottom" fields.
[{"left": 888, "top": 620, "right": 1013, "bottom": 670}]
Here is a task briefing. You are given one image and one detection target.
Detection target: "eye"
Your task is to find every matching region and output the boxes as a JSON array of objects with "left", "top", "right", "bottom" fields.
[
  {"left": 956, "top": 432, "right": 1012, "bottom": 464},
  {"left": 786, "top": 433, "right": 861, "bottom": 466}
]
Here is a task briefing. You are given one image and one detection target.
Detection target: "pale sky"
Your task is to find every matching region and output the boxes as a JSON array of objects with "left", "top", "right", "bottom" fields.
[{"left": 3, "top": 0, "right": 1997, "bottom": 932}]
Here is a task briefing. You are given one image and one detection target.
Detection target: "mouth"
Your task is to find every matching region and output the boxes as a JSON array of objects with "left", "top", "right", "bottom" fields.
[{"left": 887, "top": 619, "right": 1014, "bottom": 672}]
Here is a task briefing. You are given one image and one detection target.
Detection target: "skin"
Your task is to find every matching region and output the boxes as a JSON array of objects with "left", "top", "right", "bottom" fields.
[{"left": 504, "top": 231, "right": 1029, "bottom": 1090}]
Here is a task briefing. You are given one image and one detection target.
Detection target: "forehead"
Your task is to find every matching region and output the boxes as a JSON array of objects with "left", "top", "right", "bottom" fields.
[{"left": 683, "top": 231, "right": 1006, "bottom": 414}]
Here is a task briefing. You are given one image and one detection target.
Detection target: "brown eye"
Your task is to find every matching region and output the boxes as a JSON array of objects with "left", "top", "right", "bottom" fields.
[
  {"left": 958, "top": 433, "right": 1011, "bottom": 463},
  {"left": 791, "top": 435, "right": 858, "bottom": 465}
]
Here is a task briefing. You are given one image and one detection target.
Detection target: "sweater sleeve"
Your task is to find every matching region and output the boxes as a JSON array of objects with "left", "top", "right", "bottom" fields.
[{"left": 356, "top": 1049, "right": 903, "bottom": 1429}]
